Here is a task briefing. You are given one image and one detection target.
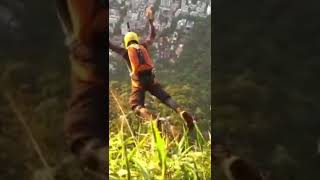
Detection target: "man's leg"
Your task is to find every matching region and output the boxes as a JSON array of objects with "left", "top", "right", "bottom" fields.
[
  {"left": 129, "top": 85, "right": 156, "bottom": 120},
  {"left": 148, "top": 80, "right": 195, "bottom": 129},
  {"left": 65, "top": 80, "right": 107, "bottom": 173},
  {"left": 58, "top": 0, "right": 107, "bottom": 174},
  {"left": 64, "top": 40, "right": 107, "bottom": 173}
]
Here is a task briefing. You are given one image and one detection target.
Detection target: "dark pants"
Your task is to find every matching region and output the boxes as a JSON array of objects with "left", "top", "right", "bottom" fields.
[
  {"left": 64, "top": 38, "right": 107, "bottom": 154},
  {"left": 57, "top": 0, "right": 107, "bottom": 173},
  {"left": 129, "top": 71, "right": 171, "bottom": 110}
]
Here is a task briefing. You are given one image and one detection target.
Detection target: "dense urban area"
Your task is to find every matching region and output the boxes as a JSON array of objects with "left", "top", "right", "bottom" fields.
[{"left": 109, "top": 0, "right": 211, "bottom": 72}]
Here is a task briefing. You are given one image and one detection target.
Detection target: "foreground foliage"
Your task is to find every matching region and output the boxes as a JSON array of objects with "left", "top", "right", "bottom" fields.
[{"left": 109, "top": 114, "right": 211, "bottom": 179}]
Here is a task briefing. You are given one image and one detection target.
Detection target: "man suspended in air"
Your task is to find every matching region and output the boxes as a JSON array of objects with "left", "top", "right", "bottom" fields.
[{"left": 109, "top": 6, "right": 195, "bottom": 129}]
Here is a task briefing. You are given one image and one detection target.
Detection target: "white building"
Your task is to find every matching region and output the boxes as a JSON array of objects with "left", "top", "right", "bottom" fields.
[
  {"left": 109, "top": 63, "right": 116, "bottom": 73},
  {"left": 109, "top": 9, "right": 119, "bottom": 34},
  {"left": 201, "top": 2, "right": 207, "bottom": 11},
  {"left": 175, "top": 9, "right": 181, "bottom": 17},
  {"left": 109, "top": 15, "right": 119, "bottom": 34},
  {"left": 109, "top": 9, "right": 120, "bottom": 23},
  {"left": 184, "top": 20, "right": 194, "bottom": 33},
  {"left": 110, "top": 35, "right": 123, "bottom": 47},
  {"left": 171, "top": 1, "right": 180, "bottom": 11},
  {"left": 176, "top": 19, "right": 187, "bottom": 30},
  {"left": 109, "top": 26, "right": 114, "bottom": 34},
  {"left": 167, "top": 19, "right": 172, "bottom": 28},
  {"left": 172, "top": 31, "right": 178, "bottom": 41},
  {"left": 189, "top": 4, "right": 196, "bottom": 11},
  {"left": 207, "top": 4, "right": 211, "bottom": 16},
  {"left": 186, "top": 20, "right": 194, "bottom": 28},
  {"left": 147, "top": 0, "right": 157, "bottom": 4},
  {"left": 131, "top": 0, "right": 141, "bottom": 10},
  {"left": 159, "top": 0, "right": 172, "bottom": 18},
  {"left": 181, "top": 5, "right": 189, "bottom": 15},
  {"left": 120, "top": 22, "right": 128, "bottom": 35},
  {"left": 160, "top": 0, "right": 171, "bottom": 8},
  {"left": 130, "top": 12, "right": 139, "bottom": 21},
  {"left": 190, "top": 11, "right": 198, "bottom": 17},
  {"left": 181, "top": 0, "right": 187, "bottom": 8},
  {"left": 175, "top": 44, "right": 184, "bottom": 58}
]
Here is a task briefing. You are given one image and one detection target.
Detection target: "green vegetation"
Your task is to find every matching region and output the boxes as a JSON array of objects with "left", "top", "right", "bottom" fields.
[{"left": 108, "top": 103, "right": 211, "bottom": 179}]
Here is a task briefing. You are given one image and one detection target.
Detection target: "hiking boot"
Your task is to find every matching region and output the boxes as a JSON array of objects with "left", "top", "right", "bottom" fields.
[
  {"left": 177, "top": 108, "right": 195, "bottom": 129},
  {"left": 136, "top": 107, "right": 156, "bottom": 120},
  {"left": 163, "top": 98, "right": 196, "bottom": 129}
]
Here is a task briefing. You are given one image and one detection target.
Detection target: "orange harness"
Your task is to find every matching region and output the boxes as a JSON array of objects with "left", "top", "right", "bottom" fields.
[
  {"left": 127, "top": 44, "right": 154, "bottom": 87},
  {"left": 127, "top": 44, "right": 154, "bottom": 74}
]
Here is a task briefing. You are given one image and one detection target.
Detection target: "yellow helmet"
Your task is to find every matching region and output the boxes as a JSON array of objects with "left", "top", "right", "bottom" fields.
[{"left": 124, "top": 32, "right": 139, "bottom": 49}]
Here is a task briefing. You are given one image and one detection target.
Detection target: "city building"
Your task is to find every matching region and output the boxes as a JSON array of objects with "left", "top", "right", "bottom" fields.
[
  {"left": 120, "top": 22, "right": 128, "bottom": 35},
  {"left": 207, "top": 3, "right": 211, "bottom": 16},
  {"left": 181, "top": 0, "right": 189, "bottom": 15},
  {"left": 172, "top": 31, "right": 178, "bottom": 41},
  {"left": 175, "top": 8, "right": 181, "bottom": 17},
  {"left": 109, "top": 9, "right": 120, "bottom": 23},
  {"left": 190, "top": 11, "right": 198, "bottom": 17},
  {"left": 160, "top": 0, "right": 171, "bottom": 8},
  {"left": 131, "top": 0, "right": 141, "bottom": 10},
  {"left": 175, "top": 44, "right": 184, "bottom": 58},
  {"left": 186, "top": 20, "right": 194, "bottom": 28},
  {"left": 110, "top": 0, "right": 207, "bottom": 67},
  {"left": 189, "top": 4, "right": 196, "bottom": 11},
  {"left": 184, "top": 20, "right": 194, "bottom": 33},
  {"left": 177, "top": 18, "right": 187, "bottom": 30},
  {"left": 109, "top": 9, "right": 120, "bottom": 34},
  {"left": 109, "top": 63, "right": 116, "bottom": 73}
]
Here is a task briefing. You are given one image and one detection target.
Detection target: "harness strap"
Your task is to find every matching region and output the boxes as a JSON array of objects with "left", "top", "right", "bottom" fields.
[{"left": 136, "top": 48, "right": 146, "bottom": 65}]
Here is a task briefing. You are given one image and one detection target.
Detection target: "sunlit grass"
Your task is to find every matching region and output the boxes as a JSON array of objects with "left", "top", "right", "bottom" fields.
[{"left": 109, "top": 115, "right": 211, "bottom": 180}]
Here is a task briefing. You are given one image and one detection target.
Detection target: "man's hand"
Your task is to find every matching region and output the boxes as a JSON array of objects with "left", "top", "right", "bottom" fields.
[{"left": 145, "top": 6, "right": 154, "bottom": 21}]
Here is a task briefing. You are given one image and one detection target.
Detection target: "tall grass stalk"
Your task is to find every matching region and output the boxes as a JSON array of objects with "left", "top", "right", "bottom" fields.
[{"left": 151, "top": 120, "right": 167, "bottom": 179}]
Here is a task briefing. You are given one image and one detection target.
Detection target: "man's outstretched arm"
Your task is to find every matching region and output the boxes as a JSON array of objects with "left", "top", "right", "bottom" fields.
[
  {"left": 142, "top": 19, "right": 156, "bottom": 48},
  {"left": 142, "top": 6, "right": 156, "bottom": 48},
  {"left": 109, "top": 40, "right": 126, "bottom": 56}
]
